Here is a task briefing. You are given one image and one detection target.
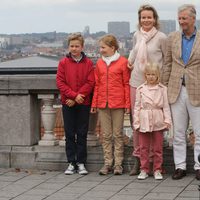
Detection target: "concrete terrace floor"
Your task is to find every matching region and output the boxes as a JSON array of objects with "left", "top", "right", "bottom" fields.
[{"left": 0, "top": 168, "right": 200, "bottom": 200}]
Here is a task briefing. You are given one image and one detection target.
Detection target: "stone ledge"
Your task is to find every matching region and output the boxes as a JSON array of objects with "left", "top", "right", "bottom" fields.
[{"left": 0, "top": 145, "right": 195, "bottom": 173}]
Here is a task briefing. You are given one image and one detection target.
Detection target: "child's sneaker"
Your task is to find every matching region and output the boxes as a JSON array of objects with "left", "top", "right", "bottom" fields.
[
  {"left": 137, "top": 170, "right": 148, "bottom": 180},
  {"left": 154, "top": 170, "right": 163, "bottom": 180},
  {"left": 77, "top": 163, "right": 88, "bottom": 175},
  {"left": 99, "top": 165, "right": 112, "bottom": 175},
  {"left": 114, "top": 165, "right": 123, "bottom": 175},
  {"left": 64, "top": 163, "right": 76, "bottom": 175}
]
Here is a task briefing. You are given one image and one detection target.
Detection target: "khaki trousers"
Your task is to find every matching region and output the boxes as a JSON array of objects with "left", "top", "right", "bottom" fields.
[{"left": 99, "top": 107, "right": 124, "bottom": 167}]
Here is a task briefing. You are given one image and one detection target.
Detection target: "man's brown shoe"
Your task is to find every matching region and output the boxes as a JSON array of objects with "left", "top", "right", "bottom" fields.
[
  {"left": 99, "top": 165, "right": 112, "bottom": 175},
  {"left": 172, "top": 169, "right": 186, "bottom": 180},
  {"left": 195, "top": 170, "right": 200, "bottom": 180}
]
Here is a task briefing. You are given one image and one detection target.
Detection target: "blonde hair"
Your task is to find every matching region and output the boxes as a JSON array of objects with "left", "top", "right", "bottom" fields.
[
  {"left": 67, "top": 32, "right": 84, "bottom": 46},
  {"left": 138, "top": 4, "right": 160, "bottom": 29},
  {"left": 99, "top": 34, "right": 119, "bottom": 51},
  {"left": 144, "top": 62, "right": 160, "bottom": 84}
]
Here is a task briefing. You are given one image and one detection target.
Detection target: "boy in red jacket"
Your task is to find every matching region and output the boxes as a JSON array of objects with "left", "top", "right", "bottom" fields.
[{"left": 56, "top": 33, "right": 95, "bottom": 175}]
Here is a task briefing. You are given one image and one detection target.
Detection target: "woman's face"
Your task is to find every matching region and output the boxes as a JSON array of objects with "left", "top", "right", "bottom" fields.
[
  {"left": 99, "top": 41, "right": 115, "bottom": 57},
  {"left": 140, "top": 10, "right": 155, "bottom": 32}
]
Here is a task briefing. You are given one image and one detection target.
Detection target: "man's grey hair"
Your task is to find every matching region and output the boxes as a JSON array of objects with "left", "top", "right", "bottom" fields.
[{"left": 178, "top": 4, "right": 196, "bottom": 18}]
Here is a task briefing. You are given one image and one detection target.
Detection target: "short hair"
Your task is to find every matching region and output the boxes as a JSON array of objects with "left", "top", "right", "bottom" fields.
[
  {"left": 99, "top": 34, "right": 119, "bottom": 51},
  {"left": 178, "top": 4, "right": 196, "bottom": 18},
  {"left": 144, "top": 62, "right": 160, "bottom": 84},
  {"left": 138, "top": 4, "right": 160, "bottom": 29},
  {"left": 67, "top": 32, "right": 84, "bottom": 46}
]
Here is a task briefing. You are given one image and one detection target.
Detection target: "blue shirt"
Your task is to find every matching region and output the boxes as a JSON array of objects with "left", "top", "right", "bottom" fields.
[{"left": 181, "top": 30, "right": 196, "bottom": 65}]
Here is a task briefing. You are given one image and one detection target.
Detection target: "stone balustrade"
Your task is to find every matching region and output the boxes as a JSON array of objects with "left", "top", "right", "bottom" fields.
[{"left": 0, "top": 73, "right": 194, "bottom": 172}]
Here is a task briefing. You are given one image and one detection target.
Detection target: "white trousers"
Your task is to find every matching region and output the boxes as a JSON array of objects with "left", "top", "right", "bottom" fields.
[{"left": 171, "top": 86, "right": 200, "bottom": 170}]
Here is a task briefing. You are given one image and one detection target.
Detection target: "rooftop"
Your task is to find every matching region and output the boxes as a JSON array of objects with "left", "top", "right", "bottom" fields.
[{"left": 0, "top": 55, "right": 59, "bottom": 74}]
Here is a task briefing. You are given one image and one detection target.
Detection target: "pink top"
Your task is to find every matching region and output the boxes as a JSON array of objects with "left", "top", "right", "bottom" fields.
[
  {"left": 128, "top": 31, "right": 166, "bottom": 87},
  {"left": 134, "top": 82, "right": 172, "bottom": 133}
]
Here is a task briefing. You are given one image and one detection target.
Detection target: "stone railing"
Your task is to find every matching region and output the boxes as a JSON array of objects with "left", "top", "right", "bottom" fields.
[
  {"left": 0, "top": 74, "right": 99, "bottom": 147},
  {"left": 0, "top": 74, "right": 58, "bottom": 146},
  {"left": 0, "top": 73, "right": 195, "bottom": 172}
]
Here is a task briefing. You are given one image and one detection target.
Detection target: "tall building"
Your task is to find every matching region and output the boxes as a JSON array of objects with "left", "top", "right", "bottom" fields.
[
  {"left": 108, "top": 21, "right": 130, "bottom": 37},
  {"left": 83, "top": 26, "right": 90, "bottom": 37},
  {"left": 159, "top": 20, "right": 176, "bottom": 35}
]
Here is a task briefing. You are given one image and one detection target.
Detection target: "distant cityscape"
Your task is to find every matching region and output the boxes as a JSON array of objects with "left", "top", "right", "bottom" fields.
[{"left": 0, "top": 19, "right": 200, "bottom": 63}]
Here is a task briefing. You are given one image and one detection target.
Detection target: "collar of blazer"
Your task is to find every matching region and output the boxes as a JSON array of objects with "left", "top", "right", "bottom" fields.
[{"left": 174, "top": 31, "right": 200, "bottom": 66}]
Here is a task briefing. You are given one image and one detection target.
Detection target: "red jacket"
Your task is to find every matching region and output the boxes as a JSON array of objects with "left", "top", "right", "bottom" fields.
[
  {"left": 56, "top": 53, "right": 95, "bottom": 105},
  {"left": 92, "top": 56, "right": 130, "bottom": 109}
]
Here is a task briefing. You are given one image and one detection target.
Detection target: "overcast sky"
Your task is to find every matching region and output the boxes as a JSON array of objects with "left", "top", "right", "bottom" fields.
[{"left": 0, "top": 0, "right": 199, "bottom": 34}]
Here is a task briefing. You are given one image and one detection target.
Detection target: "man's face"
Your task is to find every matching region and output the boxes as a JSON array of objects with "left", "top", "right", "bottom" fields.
[{"left": 178, "top": 9, "right": 195, "bottom": 34}]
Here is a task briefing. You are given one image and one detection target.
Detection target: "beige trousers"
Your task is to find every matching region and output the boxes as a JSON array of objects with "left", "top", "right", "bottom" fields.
[{"left": 99, "top": 107, "right": 124, "bottom": 167}]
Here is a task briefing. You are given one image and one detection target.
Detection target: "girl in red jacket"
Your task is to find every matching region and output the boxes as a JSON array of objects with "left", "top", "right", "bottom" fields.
[
  {"left": 56, "top": 33, "right": 95, "bottom": 175},
  {"left": 91, "top": 34, "right": 130, "bottom": 175}
]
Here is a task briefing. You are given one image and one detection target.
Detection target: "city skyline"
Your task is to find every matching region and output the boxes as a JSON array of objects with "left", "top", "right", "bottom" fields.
[{"left": 0, "top": 0, "right": 199, "bottom": 34}]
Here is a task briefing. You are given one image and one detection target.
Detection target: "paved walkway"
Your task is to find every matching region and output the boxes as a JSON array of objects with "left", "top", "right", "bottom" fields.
[{"left": 0, "top": 168, "right": 200, "bottom": 200}]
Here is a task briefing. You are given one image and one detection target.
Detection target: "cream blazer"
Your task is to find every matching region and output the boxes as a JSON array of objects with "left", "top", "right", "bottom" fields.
[{"left": 161, "top": 30, "right": 200, "bottom": 106}]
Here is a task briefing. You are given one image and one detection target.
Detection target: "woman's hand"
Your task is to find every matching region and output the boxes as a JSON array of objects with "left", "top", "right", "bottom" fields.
[{"left": 127, "top": 62, "right": 134, "bottom": 70}]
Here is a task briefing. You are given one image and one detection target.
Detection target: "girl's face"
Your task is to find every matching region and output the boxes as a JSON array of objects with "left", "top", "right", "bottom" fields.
[
  {"left": 140, "top": 10, "right": 155, "bottom": 32},
  {"left": 145, "top": 71, "right": 158, "bottom": 85},
  {"left": 68, "top": 40, "right": 83, "bottom": 58},
  {"left": 99, "top": 41, "right": 115, "bottom": 57}
]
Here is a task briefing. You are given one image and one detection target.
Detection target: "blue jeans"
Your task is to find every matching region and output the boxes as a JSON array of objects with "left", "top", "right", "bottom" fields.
[{"left": 62, "top": 104, "right": 90, "bottom": 164}]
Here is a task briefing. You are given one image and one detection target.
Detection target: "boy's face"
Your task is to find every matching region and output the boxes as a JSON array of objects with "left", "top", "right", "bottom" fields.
[{"left": 68, "top": 40, "right": 83, "bottom": 58}]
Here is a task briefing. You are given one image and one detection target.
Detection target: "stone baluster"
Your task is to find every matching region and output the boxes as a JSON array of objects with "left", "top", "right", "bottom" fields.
[
  {"left": 87, "top": 113, "right": 99, "bottom": 146},
  {"left": 38, "top": 94, "right": 58, "bottom": 146},
  {"left": 59, "top": 136, "right": 66, "bottom": 146},
  {"left": 123, "top": 114, "right": 132, "bottom": 146}
]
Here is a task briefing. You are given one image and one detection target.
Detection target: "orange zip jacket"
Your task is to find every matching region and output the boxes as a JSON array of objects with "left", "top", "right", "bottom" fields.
[{"left": 92, "top": 56, "right": 130, "bottom": 109}]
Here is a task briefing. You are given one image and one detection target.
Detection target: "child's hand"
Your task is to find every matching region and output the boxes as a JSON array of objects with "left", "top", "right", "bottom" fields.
[
  {"left": 90, "top": 107, "right": 97, "bottom": 113},
  {"left": 165, "top": 123, "right": 171, "bottom": 129},
  {"left": 75, "top": 94, "right": 85, "bottom": 104},
  {"left": 66, "top": 99, "right": 75, "bottom": 107},
  {"left": 125, "top": 108, "right": 130, "bottom": 114}
]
